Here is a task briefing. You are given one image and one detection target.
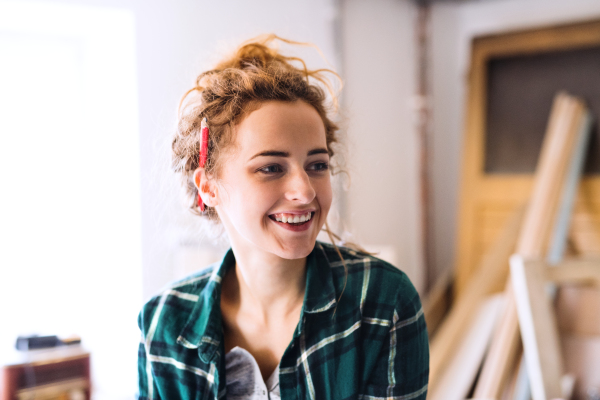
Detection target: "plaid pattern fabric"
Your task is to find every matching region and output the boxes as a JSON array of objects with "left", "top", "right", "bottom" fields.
[{"left": 138, "top": 242, "right": 429, "bottom": 400}]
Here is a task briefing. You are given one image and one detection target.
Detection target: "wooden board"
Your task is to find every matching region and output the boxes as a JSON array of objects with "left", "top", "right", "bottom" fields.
[
  {"left": 547, "top": 111, "right": 593, "bottom": 263},
  {"left": 546, "top": 259, "right": 600, "bottom": 286},
  {"left": 472, "top": 283, "right": 522, "bottom": 399},
  {"left": 511, "top": 354, "right": 531, "bottom": 400},
  {"left": 516, "top": 94, "right": 583, "bottom": 257},
  {"left": 510, "top": 255, "right": 564, "bottom": 400}
]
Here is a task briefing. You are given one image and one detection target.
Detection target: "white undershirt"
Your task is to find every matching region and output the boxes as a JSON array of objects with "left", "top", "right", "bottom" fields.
[{"left": 224, "top": 347, "right": 281, "bottom": 400}]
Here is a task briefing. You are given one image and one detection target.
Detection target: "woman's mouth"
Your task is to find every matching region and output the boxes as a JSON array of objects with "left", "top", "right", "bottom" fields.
[{"left": 268, "top": 211, "right": 315, "bottom": 232}]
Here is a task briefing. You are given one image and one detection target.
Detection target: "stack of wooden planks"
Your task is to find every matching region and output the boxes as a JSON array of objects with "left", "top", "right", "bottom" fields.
[{"left": 426, "top": 92, "right": 599, "bottom": 400}]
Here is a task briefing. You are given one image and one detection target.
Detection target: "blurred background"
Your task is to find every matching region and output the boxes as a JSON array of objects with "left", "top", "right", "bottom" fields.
[{"left": 1, "top": 0, "right": 600, "bottom": 399}]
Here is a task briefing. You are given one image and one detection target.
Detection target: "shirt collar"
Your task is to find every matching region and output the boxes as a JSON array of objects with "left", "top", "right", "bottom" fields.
[
  {"left": 176, "top": 242, "right": 338, "bottom": 363},
  {"left": 176, "top": 249, "right": 234, "bottom": 363},
  {"left": 302, "top": 242, "right": 338, "bottom": 314}
]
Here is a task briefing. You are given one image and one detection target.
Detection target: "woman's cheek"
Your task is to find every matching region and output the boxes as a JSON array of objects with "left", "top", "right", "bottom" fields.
[
  {"left": 318, "top": 178, "right": 333, "bottom": 215},
  {"left": 242, "top": 181, "right": 280, "bottom": 216}
]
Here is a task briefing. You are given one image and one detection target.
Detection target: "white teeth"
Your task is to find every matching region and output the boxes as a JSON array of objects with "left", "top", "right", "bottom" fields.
[{"left": 273, "top": 212, "right": 313, "bottom": 224}]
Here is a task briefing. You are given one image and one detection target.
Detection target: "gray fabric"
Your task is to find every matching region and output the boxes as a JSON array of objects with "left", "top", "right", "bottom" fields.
[{"left": 225, "top": 347, "right": 281, "bottom": 400}]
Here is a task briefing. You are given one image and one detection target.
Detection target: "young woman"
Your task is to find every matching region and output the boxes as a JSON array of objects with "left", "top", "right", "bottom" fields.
[{"left": 137, "top": 35, "right": 429, "bottom": 400}]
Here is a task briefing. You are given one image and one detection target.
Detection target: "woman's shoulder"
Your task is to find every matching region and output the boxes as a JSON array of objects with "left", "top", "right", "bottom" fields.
[
  {"left": 317, "top": 241, "right": 422, "bottom": 315},
  {"left": 318, "top": 241, "right": 414, "bottom": 284},
  {"left": 137, "top": 262, "right": 219, "bottom": 334},
  {"left": 149, "top": 262, "right": 218, "bottom": 300}
]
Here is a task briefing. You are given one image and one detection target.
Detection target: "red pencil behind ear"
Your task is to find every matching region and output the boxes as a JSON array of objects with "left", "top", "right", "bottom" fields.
[{"left": 198, "top": 117, "right": 209, "bottom": 211}]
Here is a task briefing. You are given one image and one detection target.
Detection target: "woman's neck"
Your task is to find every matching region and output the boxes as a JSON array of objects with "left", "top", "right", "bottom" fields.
[{"left": 224, "top": 245, "right": 307, "bottom": 325}]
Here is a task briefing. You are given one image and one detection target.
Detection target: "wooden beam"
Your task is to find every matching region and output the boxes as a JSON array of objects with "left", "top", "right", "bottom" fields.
[
  {"left": 472, "top": 283, "right": 522, "bottom": 398},
  {"left": 511, "top": 354, "right": 531, "bottom": 400},
  {"left": 517, "top": 93, "right": 582, "bottom": 258},
  {"left": 547, "top": 111, "right": 593, "bottom": 264},
  {"left": 546, "top": 259, "right": 600, "bottom": 286},
  {"left": 500, "top": 351, "right": 522, "bottom": 400},
  {"left": 510, "top": 255, "right": 564, "bottom": 400}
]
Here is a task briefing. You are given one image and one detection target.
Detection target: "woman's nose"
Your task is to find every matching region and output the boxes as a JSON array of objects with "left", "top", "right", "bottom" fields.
[{"left": 285, "top": 169, "right": 316, "bottom": 204}]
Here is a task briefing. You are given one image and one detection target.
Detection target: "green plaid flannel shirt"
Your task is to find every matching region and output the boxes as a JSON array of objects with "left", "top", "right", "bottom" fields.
[{"left": 138, "top": 242, "right": 429, "bottom": 399}]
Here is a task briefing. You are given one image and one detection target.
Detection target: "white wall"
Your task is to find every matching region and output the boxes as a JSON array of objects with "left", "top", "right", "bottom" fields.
[
  {"left": 0, "top": 2, "right": 141, "bottom": 399},
  {"left": 341, "top": 0, "right": 424, "bottom": 291},
  {"left": 429, "top": 0, "right": 600, "bottom": 280}
]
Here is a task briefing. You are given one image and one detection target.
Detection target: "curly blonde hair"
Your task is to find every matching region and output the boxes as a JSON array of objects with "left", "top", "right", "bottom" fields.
[{"left": 171, "top": 34, "right": 342, "bottom": 221}]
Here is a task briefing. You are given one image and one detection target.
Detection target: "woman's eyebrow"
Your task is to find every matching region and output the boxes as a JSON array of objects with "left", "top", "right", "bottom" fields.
[
  {"left": 249, "top": 150, "right": 289, "bottom": 160},
  {"left": 307, "top": 148, "right": 329, "bottom": 156},
  {"left": 249, "top": 148, "right": 329, "bottom": 160}
]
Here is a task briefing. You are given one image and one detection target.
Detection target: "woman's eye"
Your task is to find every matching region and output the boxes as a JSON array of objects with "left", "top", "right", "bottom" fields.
[
  {"left": 308, "top": 162, "right": 329, "bottom": 172},
  {"left": 258, "top": 164, "right": 283, "bottom": 174}
]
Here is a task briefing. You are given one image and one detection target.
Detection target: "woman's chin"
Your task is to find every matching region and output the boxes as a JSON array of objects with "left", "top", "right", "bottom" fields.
[{"left": 271, "top": 239, "right": 316, "bottom": 260}]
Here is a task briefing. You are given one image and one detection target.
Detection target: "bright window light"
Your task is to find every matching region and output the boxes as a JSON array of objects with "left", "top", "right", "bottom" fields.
[{"left": 0, "top": 2, "right": 141, "bottom": 399}]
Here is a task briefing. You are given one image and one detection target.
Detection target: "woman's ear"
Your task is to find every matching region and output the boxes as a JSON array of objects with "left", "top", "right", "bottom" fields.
[{"left": 193, "top": 168, "right": 218, "bottom": 207}]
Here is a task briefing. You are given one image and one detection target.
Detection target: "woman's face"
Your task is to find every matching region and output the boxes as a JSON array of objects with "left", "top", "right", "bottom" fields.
[{"left": 214, "top": 100, "right": 332, "bottom": 260}]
